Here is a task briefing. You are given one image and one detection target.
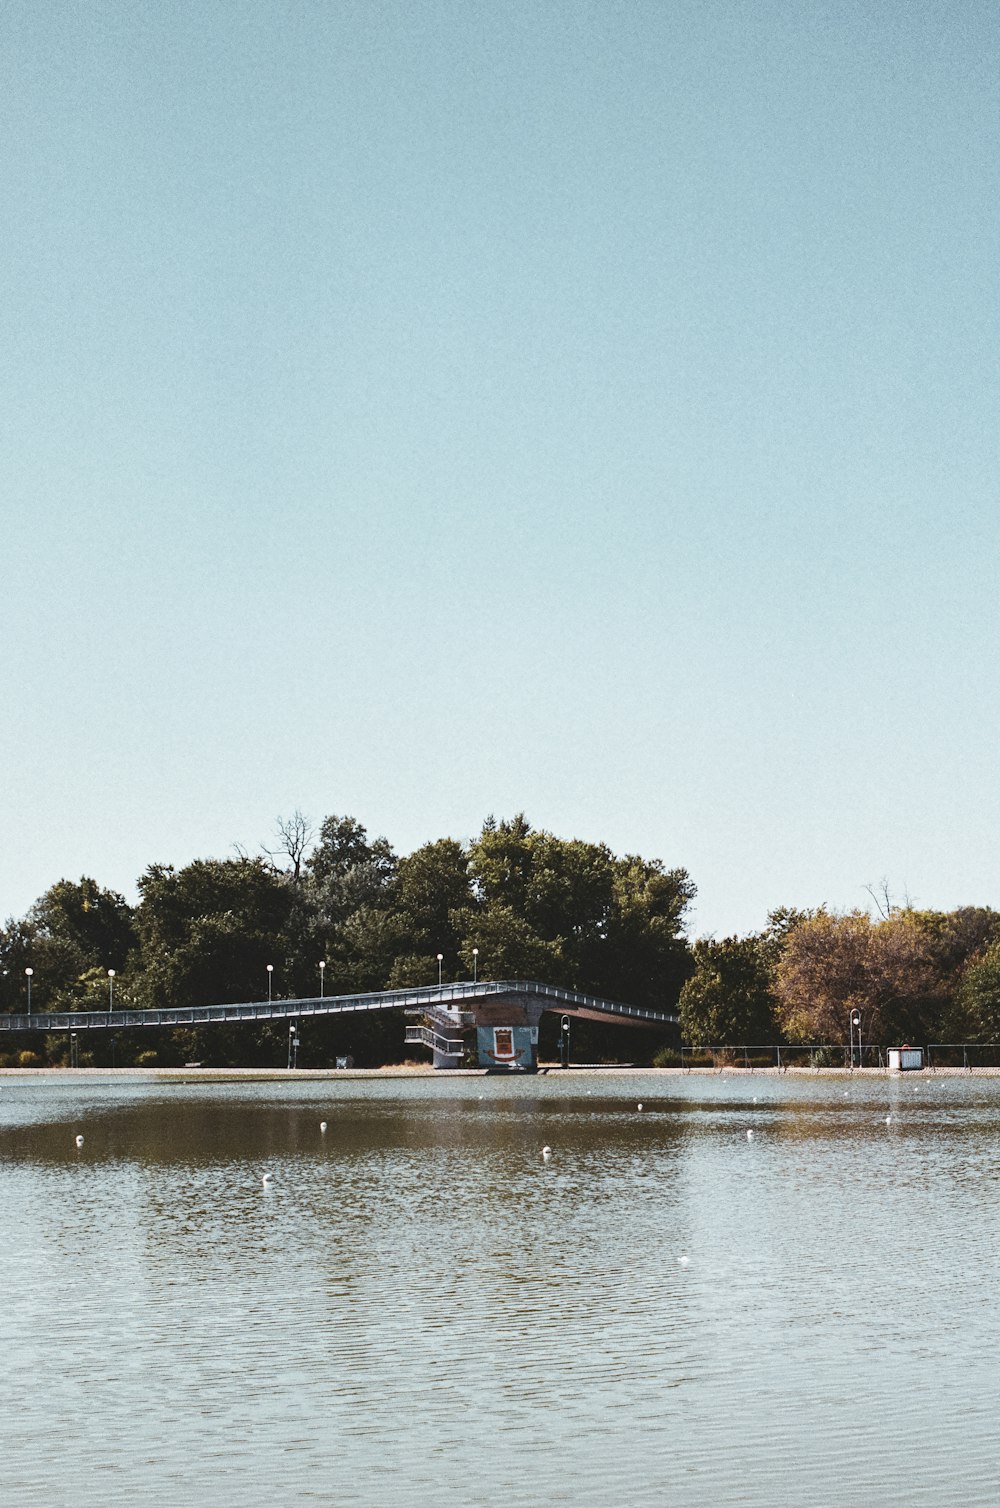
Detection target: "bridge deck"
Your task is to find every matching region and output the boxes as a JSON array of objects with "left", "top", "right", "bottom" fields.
[{"left": 0, "top": 979, "right": 677, "bottom": 1033}]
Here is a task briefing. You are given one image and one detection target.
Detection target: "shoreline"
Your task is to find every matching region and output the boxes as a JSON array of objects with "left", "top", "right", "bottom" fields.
[{"left": 0, "top": 1064, "right": 995, "bottom": 1080}]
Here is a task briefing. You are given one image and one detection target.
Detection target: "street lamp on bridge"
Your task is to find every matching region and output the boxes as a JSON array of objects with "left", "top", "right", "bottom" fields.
[
  {"left": 25, "top": 967, "right": 33, "bottom": 1015},
  {"left": 108, "top": 969, "right": 115, "bottom": 1016},
  {"left": 436, "top": 953, "right": 443, "bottom": 987},
  {"left": 266, "top": 963, "right": 274, "bottom": 1004},
  {"left": 319, "top": 960, "right": 325, "bottom": 998},
  {"left": 472, "top": 948, "right": 478, "bottom": 984}
]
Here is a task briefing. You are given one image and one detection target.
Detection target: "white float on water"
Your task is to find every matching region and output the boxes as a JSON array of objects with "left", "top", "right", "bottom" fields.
[
  {"left": 75, "top": 1134, "right": 84, "bottom": 1148},
  {"left": 319, "top": 1121, "right": 328, "bottom": 1133},
  {"left": 541, "top": 1146, "right": 552, "bottom": 1161},
  {"left": 637, "top": 1102, "right": 643, "bottom": 1111},
  {"left": 746, "top": 1128, "right": 754, "bottom": 1141},
  {"left": 262, "top": 1172, "right": 275, "bottom": 1186},
  {"left": 677, "top": 1255, "right": 690, "bottom": 1267}
]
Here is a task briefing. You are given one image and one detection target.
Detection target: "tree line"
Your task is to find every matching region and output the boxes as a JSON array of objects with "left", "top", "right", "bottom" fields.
[
  {"left": 679, "top": 902, "right": 1000, "bottom": 1052},
  {"left": 3, "top": 813, "right": 1000, "bottom": 1068},
  {"left": 0, "top": 813, "right": 694, "bottom": 1067}
]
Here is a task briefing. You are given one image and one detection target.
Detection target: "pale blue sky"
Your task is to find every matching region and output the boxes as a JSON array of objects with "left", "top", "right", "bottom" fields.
[{"left": 2, "top": 1, "right": 998, "bottom": 939}]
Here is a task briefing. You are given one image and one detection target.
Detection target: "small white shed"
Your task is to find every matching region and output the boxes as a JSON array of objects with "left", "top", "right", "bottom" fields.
[{"left": 887, "top": 1046, "right": 924, "bottom": 1072}]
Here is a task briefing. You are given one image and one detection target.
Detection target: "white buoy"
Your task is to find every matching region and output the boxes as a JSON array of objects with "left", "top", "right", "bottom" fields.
[
  {"left": 75, "top": 1134, "right": 84, "bottom": 1149},
  {"left": 746, "top": 1128, "right": 754, "bottom": 1141},
  {"left": 885, "top": 1115, "right": 892, "bottom": 1126},
  {"left": 637, "top": 1102, "right": 643, "bottom": 1111},
  {"left": 542, "top": 1146, "right": 552, "bottom": 1161},
  {"left": 262, "top": 1172, "right": 274, "bottom": 1186},
  {"left": 319, "top": 1121, "right": 328, "bottom": 1133},
  {"left": 677, "top": 1255, "right": 690, "bottom": 1267}
]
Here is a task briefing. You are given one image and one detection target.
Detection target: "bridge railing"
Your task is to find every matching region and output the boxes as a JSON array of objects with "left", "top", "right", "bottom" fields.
[
  {"left": 404, "top": 1025, "right": 466, "bottom": 1057},
  {"left": 0, "top": 978, "right": 677, "bottom": 1033}
]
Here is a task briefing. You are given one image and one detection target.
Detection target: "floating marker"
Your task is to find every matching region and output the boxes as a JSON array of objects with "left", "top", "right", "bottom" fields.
[
  {"left": 885, "top": 1116, "right": 892, "bottom": 1126},
  {"left": 319, "top": 1121, "right": 328, "bottom": 1133},
  {"left": 75, "top": 1134, "right": 84, "bottom": 1149},
  {"left": 262, "top": 1172, "right": 274, "bottom": 1186},
  {"left": 746, "top": 1128, "right": 754, "bottom": 1141},
  {"left": 677, "top": 1255, "right": 690, "bottom": 1267},
  {"left": 541, "top": 1146, "right": 552, "bottom": 1161},
  {"left": 637, "top": 1102, "right": 643, "bottom": 1111}
]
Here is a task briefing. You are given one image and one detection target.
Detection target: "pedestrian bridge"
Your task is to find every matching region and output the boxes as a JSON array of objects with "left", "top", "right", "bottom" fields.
[{"left": 0, "top": 979, "right": 677, "bottom": 1053}]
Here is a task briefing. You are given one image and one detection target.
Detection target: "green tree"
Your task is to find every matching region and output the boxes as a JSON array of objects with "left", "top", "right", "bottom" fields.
[
  {"left": 0, "top": 877, "right": 137, "bottom": 1014},
  {"left": 33, "top": 877, "right": 136, "bottom": 970},
  {"left": 305, "top": 815, "right": 398, "bottom": 926},
  {"left": 134, "top": 857, "right": 294, "bottom": 1010},
  {"left": 468, "top": 816, "right": 694, "bottom": 1011},
  {"left": 679, "top": 936, "right": 777, "bottom": 1046},
  {"left": 452, "top": 903, "right": 562, "bottom": 981},
  {"left": 393, "top": 838, "right": 473, "bottom": 968},
  {"left": 955, "top": 940, "right": 1000, "bottom": 1041}
]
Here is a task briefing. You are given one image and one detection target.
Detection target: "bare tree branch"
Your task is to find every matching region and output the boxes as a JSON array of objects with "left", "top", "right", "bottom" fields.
[{"left": 262, "top": 810, "right": 315, "bottom": 883}]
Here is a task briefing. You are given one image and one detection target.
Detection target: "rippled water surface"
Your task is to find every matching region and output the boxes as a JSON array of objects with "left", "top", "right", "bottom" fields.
[{"left": 3, "top": 1071, "right": 1000, "bottom": 1506}]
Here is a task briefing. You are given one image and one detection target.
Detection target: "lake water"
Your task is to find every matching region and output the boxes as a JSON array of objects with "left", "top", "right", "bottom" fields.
[{"left": 2, "top": 1070, "right": 999, "bottom": 1507}]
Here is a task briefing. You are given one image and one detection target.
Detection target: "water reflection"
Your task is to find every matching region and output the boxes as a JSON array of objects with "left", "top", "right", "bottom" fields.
[{"left": 2, "top": 1074, "right": 1000, "bottom": 1505}]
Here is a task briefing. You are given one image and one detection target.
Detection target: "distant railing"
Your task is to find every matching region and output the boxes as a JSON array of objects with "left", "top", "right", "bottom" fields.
[
  {"left": 0, "top": 978, "right": 677, "bottom": 1033},
  {"left": 680, "top": 1044, "right": 887, "bottom": 1072},
  {"left": 927, "top": 1043, "right": 1000, "bottom": 1071}
]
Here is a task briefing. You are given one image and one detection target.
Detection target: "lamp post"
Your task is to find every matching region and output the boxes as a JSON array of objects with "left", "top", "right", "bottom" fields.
[
  {"left": 287, "top": 1022, "right": 298, "bottom": 1070},
  {"left": 472, "top": 947, "right": 479, "bottom": 984},
  {"left": 266, "top": 963, "right": 274, "bottom": 1004},
  {"left": 108, "top": 969, "right": 115, "bottom": 1016},
  {"left": 436, "top": 953, "right": 443, "bottom": 987},
  {"left": 319, "top": 960, "right": 325, "bottom": 998},
  {"left": 849, "top": 1009, "right": 862, "bottom": 1069},
  {"left": 25, "top": 967, "right": 33, "bottom": 1016},
  {"left": 853, "top": 1010, "right": 862, "bottom": 1070}
]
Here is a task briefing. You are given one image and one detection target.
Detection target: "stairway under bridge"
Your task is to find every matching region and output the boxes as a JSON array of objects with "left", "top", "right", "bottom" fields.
[{"left": 0, "top": 980, "right": 677, "bottom": 1069}]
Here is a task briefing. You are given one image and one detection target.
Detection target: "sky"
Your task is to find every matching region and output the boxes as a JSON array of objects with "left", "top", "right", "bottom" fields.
[{"left": 2, "top": 0, "right": 998, "bottom": 940}]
